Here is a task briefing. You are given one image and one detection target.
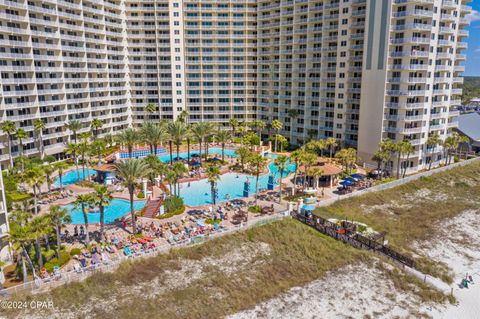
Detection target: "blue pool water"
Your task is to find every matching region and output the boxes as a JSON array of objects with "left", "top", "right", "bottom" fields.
[
  {"left": 64, "top": 198, "right": 146, "bottom": 225},
  {"left": 159, "top": 147, "right": 237, "bottom": 163},
  {"left": 55, "top": 169, "right": 96, "bottom": 186},
  {"left": 179, "top": 153, "right": 296, "bottom": 206}
]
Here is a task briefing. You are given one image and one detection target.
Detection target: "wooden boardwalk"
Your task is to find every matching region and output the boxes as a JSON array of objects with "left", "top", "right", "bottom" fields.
[{"left": 293, "top": 213, "right": 415, "bottom": 268}]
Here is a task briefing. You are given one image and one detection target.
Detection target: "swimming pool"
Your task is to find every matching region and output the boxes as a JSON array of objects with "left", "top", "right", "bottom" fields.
[
  {"left": 159, "top": 147, "right": 237, "bottom": 163},
  {"left": 55, "top": 169, "right": 96, "bottom": 186},
  {"left": 64, "top": 198, "right": 146, "bottom": 225},
  {"left": 179, "top": 153, "right": 296, "bottom": 206}
]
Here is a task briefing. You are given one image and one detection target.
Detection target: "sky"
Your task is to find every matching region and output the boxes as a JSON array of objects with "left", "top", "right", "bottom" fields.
[{"left": 465, "top": 2, "right": 480, "bottom": 76}]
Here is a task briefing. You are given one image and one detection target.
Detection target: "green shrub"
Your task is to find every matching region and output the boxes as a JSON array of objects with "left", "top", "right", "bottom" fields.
[
  {"left": 205, "top": 218, "right": 218, "bottom": 225},
  {"left": 248, "top": 205, "right": 262, "bottom": 214},
  {"left": 6, "top": 191, "right": 32, "bottom": 202},
  {"left": 44, "top": 252, "right": 70, "bottom": 273},
  {"left": 42, "top": 249, "right": 57, "bottom": 261},
  {"left": 69, "top": 248, "right": 81, "bottom": 257},
  {"left": 158, "top": 207, "right": 185, "bottom": 219},
  {"left": 356, "top": 224, "right": 367, "bottom": 233},
  {"left": 164, "top": 195, "right": 184, "bottom": 214},
  {"left": 77, "top": 180, "right": 96, "bottom": 188},
  {"left": 137, "top": 191, "right": 145, "bottom": 199}
]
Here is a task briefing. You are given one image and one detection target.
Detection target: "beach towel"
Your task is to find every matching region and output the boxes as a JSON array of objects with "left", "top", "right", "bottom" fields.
[{"left": 124, "top": 246, "right": 132, "bottom": 256}]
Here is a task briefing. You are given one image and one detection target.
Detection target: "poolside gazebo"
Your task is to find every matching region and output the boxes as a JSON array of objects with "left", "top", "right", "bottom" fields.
[
  {"left": 93, "top": 164, "right": 117, "bottom": 185},
  {"left": 300, "top": 159, "right": 343, "bottom": 188}
]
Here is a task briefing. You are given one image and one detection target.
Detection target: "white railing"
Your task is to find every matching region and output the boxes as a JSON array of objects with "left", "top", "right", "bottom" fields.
[{"left": 0, "top": 212, "right": 290, "bottom": 297}]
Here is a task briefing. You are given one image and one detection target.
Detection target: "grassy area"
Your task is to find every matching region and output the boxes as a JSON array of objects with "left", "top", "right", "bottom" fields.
[
  {"left": 3, "top": 219, "right": 445, "bottom": 319},
  {"left": 317, "top": 160, "right": 480, "bottom": 282}
]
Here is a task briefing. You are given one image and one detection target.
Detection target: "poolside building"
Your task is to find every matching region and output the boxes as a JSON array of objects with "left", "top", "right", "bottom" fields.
[{"left": 0, "top": 0, "right": 472, "bottom": 174}]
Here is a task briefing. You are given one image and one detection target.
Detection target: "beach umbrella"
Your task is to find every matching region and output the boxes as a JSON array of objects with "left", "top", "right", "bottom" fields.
[
  {"left": 339, "top": 180, "right": 353, "bottom": 187},
  {"left": 351, "top": 173, "right": 365, "bottom": 180},
  {"left": 191, "top": 153, "right": 199, "bottom": 157}
]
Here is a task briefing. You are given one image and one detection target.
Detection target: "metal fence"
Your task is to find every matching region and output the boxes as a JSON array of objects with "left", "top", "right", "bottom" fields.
[{"left": 0, "top": 211, "right": 290, "bottom": 298}]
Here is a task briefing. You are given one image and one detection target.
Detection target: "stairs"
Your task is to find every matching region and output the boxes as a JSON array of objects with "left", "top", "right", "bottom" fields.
[{"left": 142, "top": 198, "right": 163, "bottom": 219}]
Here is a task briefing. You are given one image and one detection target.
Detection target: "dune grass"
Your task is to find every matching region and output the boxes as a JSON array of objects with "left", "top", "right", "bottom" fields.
[
  {"left": 318, "top": 160, "right": 480, "bottom": 282},
  {"left": 5, "top": 219, "right": 369, "bottom": 319}
]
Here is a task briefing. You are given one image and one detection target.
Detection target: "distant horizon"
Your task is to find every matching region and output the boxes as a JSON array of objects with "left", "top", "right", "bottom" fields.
[{"left": 465, "top": 1, "right": 480, "bottom": 76}]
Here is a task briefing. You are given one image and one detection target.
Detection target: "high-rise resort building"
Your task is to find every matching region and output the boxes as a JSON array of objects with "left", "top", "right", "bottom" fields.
[
  {"left": 0, "top": 0, "right": 472, "bottom": 173},
  {"left": 0, "top": 170, "right": 9, "bottom": 261}
]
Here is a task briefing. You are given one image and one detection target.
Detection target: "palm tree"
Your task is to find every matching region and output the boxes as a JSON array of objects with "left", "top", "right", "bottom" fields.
[
  {"left": 91, "top": 139, "right": 106, "bottom": 163},
  {"left": 248, "top": 154, "right": 268, "bottom": 204},
  {"left": 43, "top": 164, "right": 56, "bottom": 192},
  {"left": 25, "top": 165, "right": 45, "bottom": 215},
  {"left": 307, "top": 166, "right": 324, "bottom": 189},
  {"left": 54, "top": 161, "right": 69, "bottom": 192},
  {"left": 178, "top": 110, "right": 189, "bottom": 123},
  {"left": 394, "top": 141, "right": 411, "bottom": 178},
  {"left": 33, "top": 119, "right": 46, "bottom": 160},
  {"left": 73, "top": 194, "right": 93, "bottom": 246},
  {"left": 115, "top": 159, "right": 150, "bottom": 233},
  {"left": 30, "top": 215, "right": 49, "bottom": 268},
  {"left": 191, "top": 122, "right": 212, "bottom": 165},
  {"left": 167, "top": 120, "right": 188, "bottom": 161},
  {"left": 287, "top": 109, "right": 299, "bottom": 142},
  {"left": 172, "top": 161, "right": 188, "bottom": 196},
  {"left": 185, "top": 127, "right": 192, "bottom": 162},
  {"left": 15, "top": 128, "right": 28, "bottom": 169},
  {"left": 372, "top": 149, "right": 390, "bottom": 175},
  {"left": 48, "top": 205, "right": 71, "bottom": 259},
  {"left": 8, "top": 211, "right": 37, "bottom": 283},
  {"left": 378, "top": 138, "right": 396, "bottom": 174},
  {"left": 277, "top": 134, "right": 288, "bottom": 152},
  {"left": 202, "top": 122, "right": 215, "bottom": 162},
  {"left": 290, "top": 149, "right": 302, "bottom": 194},
  {"left": 215, "top": 129, "right": 231, "bottom": 162},
  {"left": 236, "top": 146, "right": 251, "bottom": 172},
  {"left": 145, "top": 103, "right": 157, "bottom": 121},
  {"left": 270, "top": 120, "right": 283, "bottom": 151},
  {"left": 66, "top": 120, "right": 82, "bottom": 144},
  {"left": 253, "top": 120, "right": 266, "bottom": 142},
  {"left": 117, "top": 128, "right": 138, "bottom": 158},
  {"left": 229, "top": 118, "right": 239, "bottom": 137},
  {"left": 164, "top": 169, "right": 177, "bottom": 196},
  {"left": 78, "top": 139, "right": 90, "bottom": 178},
  {"left": 274, "top": 155, "right": 288, "bottom": 203},
  {"left": 325, "top": 137, "right": 338, "bottom": 158},
  {"left": 144, "top": 154, "right": 163, "bottom": 184},
  {"left": 205, "top": 164, "right": 221, "bottom": 206},
  {"left": 91, "top": 118, "right": 103, "bottom": 138},
  {"left": 335, "top": 148, "right": 357, "bottom": 175},
  {"left": 306, "top": 139, "right": 327, "bottom": 157},
  {"left": 91, "top": 185, "right": 113, "bottom": 243},
  {"left": 104, "top": 133, "right": 115, "bottom": 148},
  {"left": 401, "top": 140, "right": 414, "bottom": 178},
  {"left": 65, "top": 143, "right": 81, "bottom": 180},
  {"left": 301, "top": 151, "right": 317, "bottom": 190},
  {"left": 1, "top": 120, "right": 16, "bottom": 168}
]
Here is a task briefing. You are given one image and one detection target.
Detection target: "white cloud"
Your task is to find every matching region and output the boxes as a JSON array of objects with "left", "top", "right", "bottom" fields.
[{"left": 465, "top": 10, "right": 480, "bottom": 24}]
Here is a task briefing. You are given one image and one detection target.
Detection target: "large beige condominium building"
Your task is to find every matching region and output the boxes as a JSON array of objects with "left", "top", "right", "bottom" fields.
[{"left": 0, "top": 0, "right": 472, "bottom": 175}]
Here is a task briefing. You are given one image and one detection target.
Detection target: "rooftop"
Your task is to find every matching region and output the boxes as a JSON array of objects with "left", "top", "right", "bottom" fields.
[{"left": 457, "top": 112, "right": 480, "bottom": 141}]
